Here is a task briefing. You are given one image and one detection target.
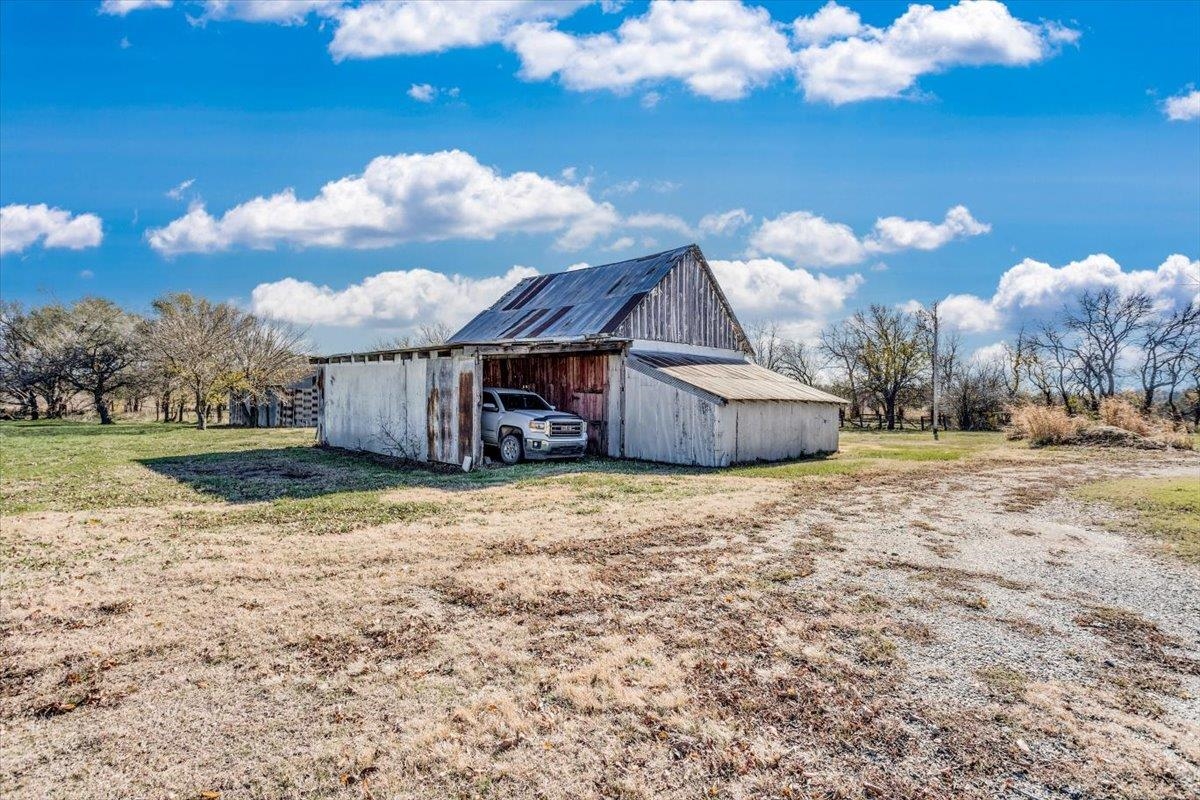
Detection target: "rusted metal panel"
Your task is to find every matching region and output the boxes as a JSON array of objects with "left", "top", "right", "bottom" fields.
[{"left": 483, "top": 352, "right": 611, "bottom": 454}]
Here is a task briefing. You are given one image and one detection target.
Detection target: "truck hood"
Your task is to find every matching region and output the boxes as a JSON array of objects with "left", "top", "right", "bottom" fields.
[{"left": 503, "top": 410, "right": 585, "bottom": 423}]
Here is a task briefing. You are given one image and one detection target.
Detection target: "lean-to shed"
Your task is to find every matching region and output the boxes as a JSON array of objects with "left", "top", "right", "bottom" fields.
[{"left": 312, "top": 244, "right": 844, "bottom": 468}]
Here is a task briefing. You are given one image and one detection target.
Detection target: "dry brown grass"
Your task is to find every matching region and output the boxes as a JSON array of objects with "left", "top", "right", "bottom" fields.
[
  {"left": 1006, "top": 403, "right": 1086, "bottom": 445},
  {"left": 3, "top": 426, "right": 1199, "bottom": 800}
]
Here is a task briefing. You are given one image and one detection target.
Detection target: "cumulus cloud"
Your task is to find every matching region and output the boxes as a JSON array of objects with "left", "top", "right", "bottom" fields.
[
  {"left": 98, "top": 0, "right": 172, "bottom": 15},
  {"left": 709, "top": 257, "right": 864, "bottom": 321},
  {"left": 1163, "top": 88, "right": 1200, "bottom": 122},
  {"left": 864, "top": 205, "right": 991, "bottom": 252},
  {"left": 795, "top": 0, "right": 1078, "bottom": 105},
  {"left": 750, "top": 211, "right": 865, "bottom": 266},
  {"left": 915, "top": 253, "right": 1200, "bottom": 333},
  {"left": 506, "top": 0, "right": 794, "bottom": 100},
  {"left": 146, "top": 149, "right": 620, "bottom": 255},
  {"left": 792, "top": 1, "right": 864, "bottom": 46},
  {"left": 0, "top": 204, "right": 104, "bottom": 255},
  {"left": 750, "top": 205, "right": 989, "bottom": 267},
  {"left": 698, "top": 208, "right": 753, "bottom": 236},
  {"left": 251, "top": 265, "right": 539, "bottom": 328},
  {"left": 330, "top": 0, "right": 586, "bottom": 60},
  {"left": 196, "top": 0, "right": 340, "bottom": 24}
]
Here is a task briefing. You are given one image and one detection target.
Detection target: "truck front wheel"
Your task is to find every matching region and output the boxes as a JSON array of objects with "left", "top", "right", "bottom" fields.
[{"left": 499, "top": 432, "right": 523, "bottom": 465}]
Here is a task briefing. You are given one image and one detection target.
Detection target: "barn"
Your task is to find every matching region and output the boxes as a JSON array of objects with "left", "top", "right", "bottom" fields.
[{"left": 312, "top": 244, "right": 844, "bottom": 468}]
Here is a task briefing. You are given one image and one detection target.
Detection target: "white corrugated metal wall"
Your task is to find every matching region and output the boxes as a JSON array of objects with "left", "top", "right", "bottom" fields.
[
  {"left": 320, "top": 353, "right": 480, "bottom": 466},
  {"left": 621, "top": 365, "right": 839, "bottom": 466}
]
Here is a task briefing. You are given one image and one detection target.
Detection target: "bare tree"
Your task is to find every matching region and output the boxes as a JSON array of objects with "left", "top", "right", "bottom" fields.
[
  {"left": 1137, "top": 302, "right": 1199, "bottom": 412},
  {"left": 61, "top": 298, "right": 142, "bottom": 424},
  {"left": 1064, "top": 288, "right": 1154, "bottom": 401},
  {"left": 229, "top": 317, "right": 311, "bottom": 425},
  {"left": 848, "top": 304, "right": 927, "bottom": 430},
  {"left": 0, "top": 302, "right": 74, "bottom": 418},
  {"left": 144, "top": 293, "right": 243, "bottom": 430},
  {"left": 415, "top": 322, "right": 454, "bottom": 346},
  {"left": 819, "top": 322, "right": 865, "bottom": 422}
]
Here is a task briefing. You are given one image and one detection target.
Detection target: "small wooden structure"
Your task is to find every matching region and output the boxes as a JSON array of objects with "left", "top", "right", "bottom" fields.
[
  {"left": 229, "top": 373, "right": 319, "bottom": 428},
  {"left": 313, "top": 245, "right": 844, "bottom": 468}
]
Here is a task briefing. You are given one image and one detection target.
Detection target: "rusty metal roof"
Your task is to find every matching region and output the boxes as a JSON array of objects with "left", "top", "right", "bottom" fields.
[
  {"left": 629, "top": 351, "right": 848, "bottom": 404},
  {"left": 449, "top": 245, "right": 694, "bottom": 344}
]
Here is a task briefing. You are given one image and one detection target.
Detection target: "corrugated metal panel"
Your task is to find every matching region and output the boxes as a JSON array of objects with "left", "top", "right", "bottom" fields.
[
  {"left": 449, "top": 246, "right": 692, "bottom": 343},
  {"left": 628, "top": 351, "right": 847, "bottom": 404}
]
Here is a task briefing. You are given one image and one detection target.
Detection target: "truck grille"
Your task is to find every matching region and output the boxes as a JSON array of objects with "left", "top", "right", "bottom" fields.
[{"left": 549, "top": 420, "right": 583, "bottom": 438}]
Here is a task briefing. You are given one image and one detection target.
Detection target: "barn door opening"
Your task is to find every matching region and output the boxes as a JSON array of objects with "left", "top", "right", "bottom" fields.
[{"left": 482, "top": 352, "right": 611, "bottom": 455}]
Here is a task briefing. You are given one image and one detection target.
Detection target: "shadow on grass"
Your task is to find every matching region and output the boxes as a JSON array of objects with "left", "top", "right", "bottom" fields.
[{"left": 138, "top": 444, "right": 723, "bottom": 503}]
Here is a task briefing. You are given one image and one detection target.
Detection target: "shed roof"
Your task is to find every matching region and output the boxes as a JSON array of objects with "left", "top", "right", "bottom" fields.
[
  {"left": 629, "top": 351, "right": 848, "bottom": 404},
  {"left": 449, "top": 245, "right": 694, "bottom": 344}
]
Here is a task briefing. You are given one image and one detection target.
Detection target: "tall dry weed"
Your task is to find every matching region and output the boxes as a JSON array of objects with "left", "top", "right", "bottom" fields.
[{"left": 1006, "top": 404, "right": 1084, "bottom": 446}]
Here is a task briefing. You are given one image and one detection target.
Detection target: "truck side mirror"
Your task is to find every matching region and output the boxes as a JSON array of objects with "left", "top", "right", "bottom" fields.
[
  {"left": 549, "top": 405, "right": 557, "bottom": 410},
  {"left": 482, "top": 402, "right": 498, "bottom": 412}
]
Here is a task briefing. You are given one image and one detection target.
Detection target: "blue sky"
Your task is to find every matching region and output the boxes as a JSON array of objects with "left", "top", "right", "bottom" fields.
[{"left": 1, "top": 0, "right": 1197, "bottom": 353}]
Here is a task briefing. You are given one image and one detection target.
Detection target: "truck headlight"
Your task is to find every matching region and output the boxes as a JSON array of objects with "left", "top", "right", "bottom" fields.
[{"left": 528, "top": 420, "right": 548, "bottom": 432}]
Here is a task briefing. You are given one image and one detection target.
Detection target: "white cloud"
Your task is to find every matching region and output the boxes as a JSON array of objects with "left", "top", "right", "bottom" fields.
[
  {"left": 99, "top": 0, "right": 172, "bottom": 15},
  {"left": 698, "top": 208, "right": 753, "bottom": 236},
  {"left": 146, "top": 149, "right": 620, "bottom": 255},
  {"left": 166, "top": 178, "right": 195, "bottom": 200},
  {"left": 750, "top": 205, "right": 989, "bottom": 266},
  {"left": 0, "top": 204, "right": 104, "bottom": 255},
  {"left": 79, "top": 269, "right": 95, "bottom": 280},
  {"left": 796, "top": 0, "right": 1078, "bottom": 105},
  {"left": 750, "top": 211, "right": 866, "bottom": 267},
  {"left": 792, "top": 1, "right": 864, "bottom": 46},
  {"left": 506, "top": 0, "right": 794, "bottom": 100},
  {"left": 624, "top": 212, "right": 693, "bottom": 238},
  {"left": 936, "top": 293, "right": 1005, "bottom": 333},
  {"left": 250, "top": 265, "right": 538, "bottom": 328},
  {"left": 710, "top": 257, "right": 864, "bottom": 323},
  {"left": 640, "top": 91, "right": 661, "bottom": 109},
  {"left": 864, "top": 205, "right": 990, "bottom": 252},
  {"left": 196, "top": 0, "right": 341, "bottom": 25},
  {"left": 604, "top": 236, "right": 636, "bottom": 251},
  {"left": 603, "top": 180, "right": 641, "bottom": 197},
  {"left": 1163, "top": 88, "right": 1200, "bottom": 122},
  {"left": 407, "top": 83, "right": 437, "bottom": 102},
  {"left": 330, "top": 0, "right": 587, "bottom": 60},
  {"left": 915, "top": 253, "right": 1200, "bottom": 333},
  {"left": 119, "top": 36, "right": 132, "bottom": 49}
]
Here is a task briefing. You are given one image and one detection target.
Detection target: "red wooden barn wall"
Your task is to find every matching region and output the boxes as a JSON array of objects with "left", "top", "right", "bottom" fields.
[{"left": 483, "top": 354, "right": 610, "bottom": 454}]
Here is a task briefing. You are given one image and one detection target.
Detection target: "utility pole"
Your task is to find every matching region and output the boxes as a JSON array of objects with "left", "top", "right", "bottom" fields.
[{"left": 930, "top": 301, "right": 940, "bottom": 441}]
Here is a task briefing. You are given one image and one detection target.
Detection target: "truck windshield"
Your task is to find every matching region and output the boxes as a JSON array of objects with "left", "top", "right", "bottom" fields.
[{"left": 499, "top": 392, "right": 551, "bottom": 411}]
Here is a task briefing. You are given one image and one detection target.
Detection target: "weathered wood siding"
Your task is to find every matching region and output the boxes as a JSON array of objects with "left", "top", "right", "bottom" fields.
[
  {"left": 319, "top": 353, "right": 480, "bottom": 466},
  {"left": 615, "top": 251, "right": 748, "bottom": 353},
  {"left": 483, "top": 353, "right": 614, "bottom": 455}
]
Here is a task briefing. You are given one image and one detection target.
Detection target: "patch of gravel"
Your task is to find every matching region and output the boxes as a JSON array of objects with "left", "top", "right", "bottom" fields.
[{"left": 776, "top": 457, "right": 1200, "bottom": 716}]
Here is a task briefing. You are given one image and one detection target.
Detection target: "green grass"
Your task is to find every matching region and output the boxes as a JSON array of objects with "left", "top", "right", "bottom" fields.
[
  {"left": 729, "top": 430, "right": 1012, "bottom": 479},
  {"left": 0, "top": 421, "right": 1017, "bottom": 518},
  {"left": 1075, "top": 477, "right": 1200, "bottom": 563}
]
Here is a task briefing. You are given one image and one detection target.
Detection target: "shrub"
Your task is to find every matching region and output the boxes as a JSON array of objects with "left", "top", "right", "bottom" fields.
[
  {"left": 1006, "top": 404, "right": 1084, "bottom": 446},
  {"left": 1098, "top": 397, "right": 1154, "bottom": 436}
]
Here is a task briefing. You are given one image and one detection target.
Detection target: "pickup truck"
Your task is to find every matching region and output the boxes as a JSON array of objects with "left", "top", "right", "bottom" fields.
[{"left": 481, "top": 387, "right": 588, "bottom": 464}]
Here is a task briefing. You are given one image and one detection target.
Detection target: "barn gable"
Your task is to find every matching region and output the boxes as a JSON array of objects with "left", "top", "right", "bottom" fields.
[
  {"left": 448, "top": 244, "right": 752, "bottom": 354},
  {"left": 612, "top": 246, "right": 750, "bottom": 353}
]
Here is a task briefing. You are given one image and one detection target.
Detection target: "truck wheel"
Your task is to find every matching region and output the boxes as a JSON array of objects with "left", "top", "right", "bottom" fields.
[{"left": 499, "top": 433, "right": 523, "bottom": 465}]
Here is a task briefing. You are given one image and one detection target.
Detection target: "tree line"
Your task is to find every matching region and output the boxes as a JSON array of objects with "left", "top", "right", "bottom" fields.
[
  {"left": 0, "top": 294, "right": 310, "bottom": 427},
  {"left": 751, "top": 287, "right": 1199, "bottom": 430}
]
